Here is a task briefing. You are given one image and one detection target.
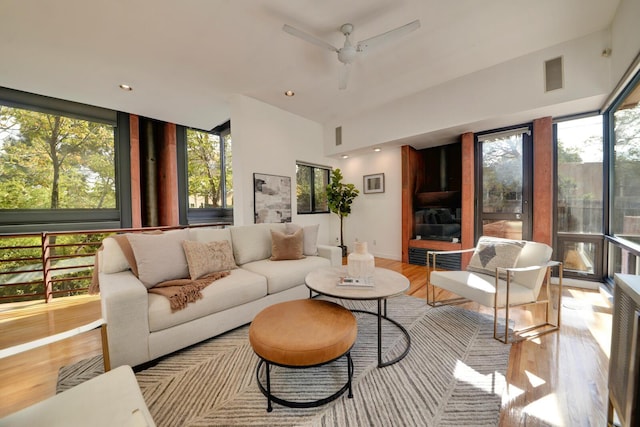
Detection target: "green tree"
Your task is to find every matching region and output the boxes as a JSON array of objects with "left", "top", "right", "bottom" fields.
[
  {"left": 187, "top": 129, "right": 223, "bottom": 208},
  {"left": 0, "top": 106, "right": 115, "bottom": 209}
]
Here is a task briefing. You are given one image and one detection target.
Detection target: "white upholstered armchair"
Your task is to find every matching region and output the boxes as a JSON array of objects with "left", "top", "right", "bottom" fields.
[{"left": 427, "top": 236, "right": 562, "bottom": 343}]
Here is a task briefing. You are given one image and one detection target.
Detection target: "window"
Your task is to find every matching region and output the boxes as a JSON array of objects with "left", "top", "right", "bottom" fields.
[
  {"left": 611, "top": 81, "right": 640, "bottom": 248},
  {"left": 0, "top": 87, "right": 125, "bottom": 232},
  {"left": 476, "top": 126, "right": 533, "bottom": 240},
  {"left": 296, "top": 163, "right": 329, "bottom": 214},
  {"left": 184, "top": 122, "right": 233, "bottom": 224},
  {"left": 555, "top": 115, "right": 604, "bottom": 279}
]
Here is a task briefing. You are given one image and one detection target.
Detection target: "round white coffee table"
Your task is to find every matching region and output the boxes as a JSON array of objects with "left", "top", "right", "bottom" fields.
[{"left": 305, "top": 266, "right": 411, "bottom": 367}]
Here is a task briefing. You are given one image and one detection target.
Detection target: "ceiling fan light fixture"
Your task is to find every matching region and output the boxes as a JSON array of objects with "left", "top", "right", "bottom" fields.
[
  {"left": 284, "top": 90, "right": 295, "bottom": 97},
  {"left": 282, "top": 19, "right": 420, "bottom": 90}
]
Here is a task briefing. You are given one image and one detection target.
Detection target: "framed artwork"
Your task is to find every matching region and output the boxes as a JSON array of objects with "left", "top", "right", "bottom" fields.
[
  {"left": 253, "top": 173, "right": 292, "bottom": 223},
  {"left": 363, "top": 173, "right": 385, "bottom": 194}
]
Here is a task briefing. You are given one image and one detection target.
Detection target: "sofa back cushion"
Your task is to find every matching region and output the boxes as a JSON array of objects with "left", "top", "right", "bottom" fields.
[
  {"left": 229, "top": 224, "right": 286, "bottom": 265},
  {"left": 188, "top": 227, "right": 232, "bottom": 245},
  {"left": 126, "top": 229, "right": 190, "bottom": 288},
  {"left": 284, "top": 223, "right": 319, "bottom": 256},
  {"left": 99, "top": 236, "right": 131, "bottom": 274}
]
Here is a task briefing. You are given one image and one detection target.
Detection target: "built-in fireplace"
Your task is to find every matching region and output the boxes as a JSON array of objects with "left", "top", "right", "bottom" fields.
[{"left": 412, "top": 143, "right": 462, "bottom": 241}]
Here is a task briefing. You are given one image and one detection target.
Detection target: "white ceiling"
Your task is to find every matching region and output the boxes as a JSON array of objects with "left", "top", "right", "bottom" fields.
[{"left": 0, "top": 0, "right": 621, "bottom": 132}]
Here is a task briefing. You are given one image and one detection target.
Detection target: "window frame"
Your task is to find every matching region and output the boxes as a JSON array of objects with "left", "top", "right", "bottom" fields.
[
  {"left": 0, "top": 87, "right": 129, "bottom": 232},
  {"left": 178, "top": 121, "right": 233, "bottom": 225},
  {"left": 296, "top": 162, "right": 330, "bottom": 215},
  {"left": 553, "top": 112, "right": 605, "bottom": 281},
  {"left": 604, "top": 68, "right": 640, "bottom": 283}
]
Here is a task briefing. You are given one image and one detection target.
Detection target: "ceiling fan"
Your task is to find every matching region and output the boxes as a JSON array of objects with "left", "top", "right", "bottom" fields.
[{"left": 282, "top": 19, "right": 421, "bottom": 90}]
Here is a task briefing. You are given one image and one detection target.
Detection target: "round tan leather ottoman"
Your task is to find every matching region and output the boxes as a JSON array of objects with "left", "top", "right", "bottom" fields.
[{"left": 249, "top": 299, "right": 357, "bottom": 412}]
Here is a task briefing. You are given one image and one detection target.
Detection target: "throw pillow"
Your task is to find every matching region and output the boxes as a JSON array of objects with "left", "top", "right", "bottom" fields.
[
  {"left": 270, "top": 229, "right": 305, "bottom": 261},
  {"left": 126, "top": 229, "right": 190, "bottom": 288},
  {"left": 284, "top": 223, "right": 319, "bottom": 256},
  {"left": 182, "top": 240, "right": 237, "bottom": 280},
  {"left": 467, "top": 236, "right": 525, "bottom": 277}
]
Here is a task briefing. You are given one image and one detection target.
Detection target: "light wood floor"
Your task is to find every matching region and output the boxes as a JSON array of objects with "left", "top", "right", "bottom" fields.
[{"left": 0, "top": 258, "right": 613, "bottom": 426}]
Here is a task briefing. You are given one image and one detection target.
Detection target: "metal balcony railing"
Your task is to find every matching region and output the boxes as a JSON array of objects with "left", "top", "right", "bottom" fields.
[{"left": 0, "top": 223, "right": 231, "bottom": 303}]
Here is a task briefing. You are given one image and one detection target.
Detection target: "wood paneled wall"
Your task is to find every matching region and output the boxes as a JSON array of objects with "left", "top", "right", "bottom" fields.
[
  {"left": 129, "top": 115, "right": 142, "bottom": 228},
  {"left": 128, "top": 115, "right": 180, "bottom": 228},
  {"left": 532, "top": 117, "right": 553, "bottom": 246},
  {"left": 460, "top": 132, "right": 475, "bottom": 267}
]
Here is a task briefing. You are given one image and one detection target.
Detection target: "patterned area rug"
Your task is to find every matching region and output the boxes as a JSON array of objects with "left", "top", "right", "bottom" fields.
[{"left": 58, "top": 295, "right": 511, "bottom": 426}]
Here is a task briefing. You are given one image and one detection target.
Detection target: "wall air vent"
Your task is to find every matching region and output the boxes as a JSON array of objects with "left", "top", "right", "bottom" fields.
[
  {"left": 335, "top": 126, "right": 342, "bottom": 146},
  {"left": 544, "top": 56, "right": 564, "bottom": 92}
]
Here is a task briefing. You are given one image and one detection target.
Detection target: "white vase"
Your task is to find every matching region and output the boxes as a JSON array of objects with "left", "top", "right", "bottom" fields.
[{"left": 347, "top": 242, "right": 375, "bottom": 279}]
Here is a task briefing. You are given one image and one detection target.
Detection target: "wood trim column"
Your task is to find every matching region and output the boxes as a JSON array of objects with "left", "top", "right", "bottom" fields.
[
  {"left": 158, "top": 123, "right": 180, "bottom": 226},
  {"left": 461, "top": 132, "right": 475, "bottom": 267},
  {"left": 129, "top": 115, "right": 142, "bottom": 228},
  {"left": 401, "top": 145, "right": 417, "bottom": 263},
  {"left": 532, "top": 117, "right": 553, "bottom": 246}
]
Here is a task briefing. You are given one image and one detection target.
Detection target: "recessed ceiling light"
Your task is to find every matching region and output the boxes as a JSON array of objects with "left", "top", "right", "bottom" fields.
[
  {"left": 284, "top": 90, "right": 295, "bottom": 97},
  {"left": 119, "top": 84, "right": 133, "bottom": 91},
  {"left": 374, "top": 148, "right": 381, "bottom": 152},
  {"left": 342, "top": 155, "right": 349, "bottom": 159}
]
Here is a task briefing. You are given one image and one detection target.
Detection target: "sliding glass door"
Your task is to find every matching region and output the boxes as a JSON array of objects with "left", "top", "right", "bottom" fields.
[{"left": 477, "top": 127, "right": 533, "bottom": 241}]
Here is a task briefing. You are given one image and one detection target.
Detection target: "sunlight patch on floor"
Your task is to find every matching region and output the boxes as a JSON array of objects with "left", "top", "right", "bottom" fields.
[
  {"left": 523, "top": 393, "right": 563, "bottom": 426},
  {"left": 453, "top": 360, "right": 507, "bottom": 396},
  {"left": 524, "top": 370, "right": 546, "bottom": 388}
]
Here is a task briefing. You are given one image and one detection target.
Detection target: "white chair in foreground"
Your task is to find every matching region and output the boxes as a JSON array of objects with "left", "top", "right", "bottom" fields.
[
  {"left": 0, "top": 365, "right": 155, "bottom": 427},
  {"left": 427, "top": 236, "right": 562, "bottom": 343}
]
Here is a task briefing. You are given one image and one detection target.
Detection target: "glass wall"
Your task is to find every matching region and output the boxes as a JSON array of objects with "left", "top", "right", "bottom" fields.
[
  {"left": 555, "top": 115, "right": 604, "bottom": 278},
  {"left": 611, "top": 82, "right": 640, "bottom": 247}
]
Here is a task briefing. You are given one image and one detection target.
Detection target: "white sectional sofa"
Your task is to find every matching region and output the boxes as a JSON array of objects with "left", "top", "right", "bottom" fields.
[{"left": 98, "top": 223, "right": 342, "bottom": 369}]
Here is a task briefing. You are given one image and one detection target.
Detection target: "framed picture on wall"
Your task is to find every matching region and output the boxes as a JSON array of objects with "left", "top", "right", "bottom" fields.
[
  {"left": 363, "top": 173, "right": 385, "bottom": 194},
  {"left": 253, "top": 173, "right": 292, "bottom": 223}
]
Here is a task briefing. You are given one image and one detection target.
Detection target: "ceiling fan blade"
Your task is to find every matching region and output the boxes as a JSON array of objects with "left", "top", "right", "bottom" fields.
[
  {"left": 282, "top": 24, "right": 339, "bottom": 52},
  {"left": 339, "top": 63, "right": 351, "bottom": 90},
  {"left": 356, "top": 19, "right": 421, "bottom": 52}
]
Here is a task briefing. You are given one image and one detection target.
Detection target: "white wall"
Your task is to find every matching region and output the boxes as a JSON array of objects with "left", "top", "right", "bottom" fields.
[
  {"left": 228, "top": 0, "right": 640, "bottom": 261},
  {"left": 323, "top": 29, "right": 612, "bottom": 154},
  {"left": 229, "top": 95, "right": 338, "bottom": 245},
  {"left": 611, "top": 0, "right": 640, "bottom": 88},
  {"left": 339, "top": 148, "right": 402, "bottom": 260}
]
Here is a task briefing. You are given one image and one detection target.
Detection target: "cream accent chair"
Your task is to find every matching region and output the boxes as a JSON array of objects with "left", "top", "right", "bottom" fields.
[{"left": 427, "top": 236, "right": 563, "bottom": 343}]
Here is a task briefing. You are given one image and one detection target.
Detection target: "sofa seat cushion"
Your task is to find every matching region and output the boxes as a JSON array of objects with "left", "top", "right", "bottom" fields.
[
  {"left": 430, "top": 270, "right": 537, "bottom": 308},
  {"left": 148, "top": 268, "right": 267, "bottom": 332},
  {"left": 241, "top": 256, "right": 331, "bottom": 294}
]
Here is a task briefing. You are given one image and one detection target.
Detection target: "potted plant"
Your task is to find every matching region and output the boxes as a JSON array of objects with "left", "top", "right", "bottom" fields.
[{"left": 326, "top": 168, "right": 359, "bottom": 257}]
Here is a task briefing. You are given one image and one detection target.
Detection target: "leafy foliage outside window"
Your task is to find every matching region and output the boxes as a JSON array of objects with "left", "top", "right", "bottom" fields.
[
  {"left": 0, "top": 105, "right": 116, "bottom": 209},
  {"left": 186, "top": 127, "right": 232, "bottom": 209},
  {"left": 296, "top": 163, "right": 329, "bottom": 214},
  {"left": 556, "top": 116, "right": 603, "bottom": 234},
  {"left": 481, "top": 135, "right": 523, "bottom": 214}
]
